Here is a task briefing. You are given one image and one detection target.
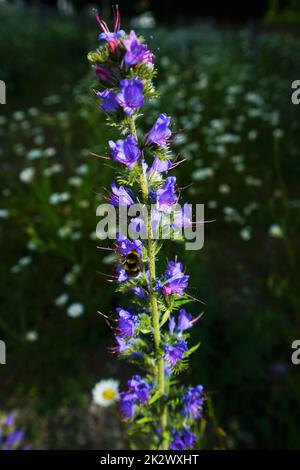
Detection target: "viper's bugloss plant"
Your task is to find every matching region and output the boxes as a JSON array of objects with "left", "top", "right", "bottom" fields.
[
  {"left": 0, "top": 413, "right": 29, "bottom": 450},
  {"left": 88, "top": 6, "right": 205, "bottom": 450}
]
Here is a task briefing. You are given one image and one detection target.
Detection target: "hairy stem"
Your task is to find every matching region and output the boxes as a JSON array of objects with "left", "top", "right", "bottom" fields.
[{"left": 129, "top": 116, "right": 168, "bottom": 449}]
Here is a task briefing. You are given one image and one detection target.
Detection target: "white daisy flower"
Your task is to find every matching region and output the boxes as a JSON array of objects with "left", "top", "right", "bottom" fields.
[{"left": 92, "top": 379, "right": 119, "bottom": 407}]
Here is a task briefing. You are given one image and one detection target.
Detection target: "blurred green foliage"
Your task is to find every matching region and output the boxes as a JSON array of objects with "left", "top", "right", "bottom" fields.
[{"left": 1, "top": 4, "right": 300, "bottom": 449}]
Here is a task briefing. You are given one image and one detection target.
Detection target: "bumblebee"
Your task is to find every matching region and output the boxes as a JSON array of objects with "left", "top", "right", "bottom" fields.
[{"left": 123, "top": 250, "right": 142, "bottom": 278}]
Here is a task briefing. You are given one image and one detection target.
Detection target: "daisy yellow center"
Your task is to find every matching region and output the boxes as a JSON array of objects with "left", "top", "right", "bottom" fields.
[{"left": 103, "top": 388, "right": 116, "bottom": 400}]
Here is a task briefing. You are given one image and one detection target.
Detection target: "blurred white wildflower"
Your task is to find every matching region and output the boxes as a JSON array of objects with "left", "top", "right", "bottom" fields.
[
  {"left": 67, "top": 302, "right": 85, "bottom": 318},
  {"left": 27, "top": 239, "right": 38, "bottom": 251},
  {"left": 207, "top": 200, "right": 218, "bottom": 209},
  {"left": 192, "top": 167, "right": 214, "bottom": 181},
  {"left": 76, "top": 164, "right": 89, "bottom": 175},
  {"left": 44, "top": 147, "right": 56, "bottom": 158},
  {"left": 78, "top": 199, "right": 90, "bottom": 209},
  {"left": 27, "top": 149, "right": 43, "bottom": 160},
  {"left": 269, "top": 224, "right": 283, "bottom": 239},
  {"left": 216, "top": 133, "right": 241, "bottom": 145},
  {"left": 14, "top": 143, "right": 25, "bottom": 156},
  {"left": 49, "top": 192, "right": 70, "bottom": 205},
  {"left": 13, "top": 111, "right": 25, "bottom": 121},
  {"left": 240, "top": 226, "right": 252, "bottom": 241},
  {"left": 102, "top": 253, "right": 117, "bottom": 265},
  {"left": 2, "top": 188, "right": 11, "bottom": 197},
  {"left": 245, "top": 176, "right": 262, "bottom": 187},
  {"left": 273, "top": 129, "right": 284, "bottom": 140},
  {"left": 34, "top": 135, "right": 45, "bottom": 146},
  {"left": 19, "top": 256, "right": 32, "bottom": 267},
  {"left": 131, "top": 11, "right": 155, "bottom": 29},
  {"left": 68, "top": 176, "right": 83, "bottom": 187},
  {"left": 43, "top": 163, "right": 63, "bottom": 177},
  {"left": 25, "top": 330, "right": 38, "bottom": 342},
  {"left": 63, "top": 272, "right": 76, "bottom": 285},
  {"left": 0, "top": 209, "right": 10, "bottom": 219},
  {"left": 57, "top": 225, "right": 72, "bottom": 239},
  {"left": 55, "top": 293, "right": 69, "bottom": 307},
  {"left": 28, "top": 107, "right": 39, "bottom": 117},
  {"left": 92, "top": 379, "right": 119, "bottom": 407},
  {"left": 218, "top": 184, "right": 231, "bottom": 194},
  {"left": 248, "top": 130, "right": 258, "bottom": 141},
  {"left": 19, "top": 167, "right": 35, "bottom": 184}
]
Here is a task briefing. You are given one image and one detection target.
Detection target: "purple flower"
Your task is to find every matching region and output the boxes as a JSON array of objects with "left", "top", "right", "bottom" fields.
[
  {"left": 163, "top": 339, "right": 188, "bottom": 366},
  {"left": 95, "top": 64, "right": 114, "bottom": 82},
  {"left": 109, "top": 135, "right": 141, "bottom": 169},
  {"left": 96, "top": 6, "right": 125, "bottom": 44},
  {"left": 127, "top": 375, "right": 153, "bottom": 404},
  {"left": 120, "top": 375, "right": 153, "bottom": 420},
  {"left": 183, "top": 385, "right": 204, "bottom": 420},
  {"left": 162, "top": 260, "right": 189, "bottom": 296},
  {"left": 148, "top": 157, "right": 172, "bottom": 177},
  {"left": 120, "top": 392, "right": 135, "bottom": 419},
  {"left": 178, "top": 309, "right": 193, "bottom": 331},
  {"left": 169, "top": 431, "right": 186, "bottom": 450},
  {"left": 98, "top": 30, "right": 125, "bottom": 42},
  {"left": 169, "top": 316, "right": 176, "bottom": 334},
  {"left": 131, "top": 286, "right": 148, "bottom": 299},
  {"left": 116, "top": 233, "right": 143, "bottom": 256},
  {"left": 123, "top": 30, "right": 153, "bottom": 68},
  {"left": 156, "top": 177, "right": 178, "bottom": 213},
  {"left": 109, "top": 182, "right": 134, "bottom": 206},
  {"left": 116, "top": 266, "right": 130, "bottom": 283},
  {"left": 116, "top": 78, "right": 144, "bottom": 116},
  {"left": 96, "top": 90, "right": 119, "bottom": 113},
  {"left": 169, "top": 308, "right": 193, "bottom": 333},
  {"left": 114, "top": 336, "right": 135, "bottom": 354},
  {"left": 116, "top": 308, "right": 139, "bottom": 339},
  {"left": 0, "top": 414, "right": 28, "bottom": 450},
  {"left": 146, "top": 114, "right": 172, "bottom": 148},
  {"left": 172, "top": 203, "right": 192, "bottom": 231},
  {"left": 169, "top": 427, "right": 197, "bottom": 450}
]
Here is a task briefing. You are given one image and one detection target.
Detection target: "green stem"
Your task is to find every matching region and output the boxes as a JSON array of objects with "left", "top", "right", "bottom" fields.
[{"left": 129, "top": 117, "right": 168, "bottom": 449}]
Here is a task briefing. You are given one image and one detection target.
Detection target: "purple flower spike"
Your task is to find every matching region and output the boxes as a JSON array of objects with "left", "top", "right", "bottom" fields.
[
  {"left": 116, "top": 78, "right": 144, "bottom": 116},
  {"left": 178, "top": 308, "right": 193, "bottom": 331},
  {"left": 96, "top": 90, "right": 119, "bottom": 113},
  {"left": 109, "top": 135, "right": 141, "bottom": 169},
  {"left": 110, "top": 182, "right": 134, "bottom": 207},
  {"left": 156, "top": 177, "right": 178, "bottom": 213},
  {"left": 123, "top": 30, "right": 153, "bottom": 68},
  {"left": 162, "top": 260, "right": 189, "bottom": 296},
  {"left": 183, "top": 385, "right": 204, "bottom": 420},
  {"left": 163, "top": 339, "right": 188, "bottom": 366},
  {"left": 146, "top": 114, "right": 172, "bottom": 148}
]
